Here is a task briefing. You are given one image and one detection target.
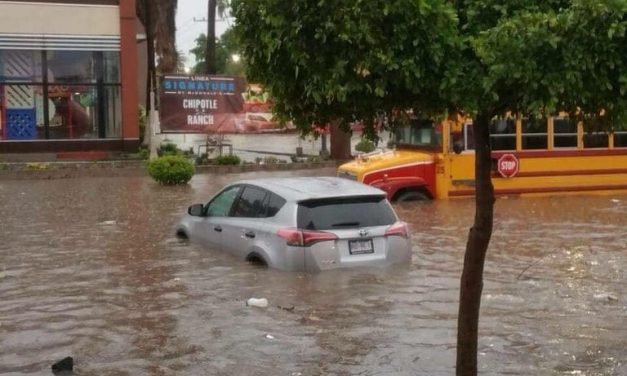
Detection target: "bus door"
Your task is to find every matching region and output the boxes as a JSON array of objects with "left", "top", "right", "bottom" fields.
[{"left": 448, "top": 122, "right": 476, "bottom": 190}]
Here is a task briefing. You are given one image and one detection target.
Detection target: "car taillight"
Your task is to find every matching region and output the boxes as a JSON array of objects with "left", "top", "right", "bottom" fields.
[
  {"left": 277, "top": 228, "right": 338, "bottom": 247},
  {"left": 385, "top": 222, "right": 409, "bottom": 239}
]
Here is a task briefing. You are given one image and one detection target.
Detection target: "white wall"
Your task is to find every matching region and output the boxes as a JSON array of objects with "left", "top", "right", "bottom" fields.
[{"left": 0, "top": 2, "right": 119, "bottom": 36}]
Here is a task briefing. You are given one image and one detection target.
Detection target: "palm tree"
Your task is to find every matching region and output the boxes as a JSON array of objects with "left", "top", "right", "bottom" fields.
[
  {"left": 136, "top": 0, "right": 179, "bottom": 74},
  {"left": 136, "top": 0, "right": 178, "bottom": 156},
  {"left": 205, "top": 0, "right": 229, "bottom": 74}
]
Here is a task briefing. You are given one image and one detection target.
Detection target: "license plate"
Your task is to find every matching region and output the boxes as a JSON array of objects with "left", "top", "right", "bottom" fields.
[{"left": 349, "top": 239, "right": 374, "bottom": 255}]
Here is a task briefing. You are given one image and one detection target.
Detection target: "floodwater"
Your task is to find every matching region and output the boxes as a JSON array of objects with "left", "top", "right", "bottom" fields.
[{"left": 1, "top": 169, "right": 626, "bottom": 375}]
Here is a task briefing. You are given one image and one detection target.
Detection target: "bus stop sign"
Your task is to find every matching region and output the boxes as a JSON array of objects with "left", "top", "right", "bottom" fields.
[{"left": 497, "top": 154, "right": 519, "bottom": 178}]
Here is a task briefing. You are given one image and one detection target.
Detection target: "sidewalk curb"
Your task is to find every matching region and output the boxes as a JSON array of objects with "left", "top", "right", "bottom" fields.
[{"left": 0, "top": 160, "right": 340, "bottom": 180}]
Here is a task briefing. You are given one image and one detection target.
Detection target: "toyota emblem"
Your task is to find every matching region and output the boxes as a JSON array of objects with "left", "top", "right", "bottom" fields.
[{"left": 359, "top": 229, "right": 369, "bottom": 237}]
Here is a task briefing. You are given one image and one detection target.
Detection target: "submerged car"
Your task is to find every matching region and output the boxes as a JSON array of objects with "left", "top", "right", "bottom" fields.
[{"left": 176, "top": 177, "right": 411, "bottom": 272}]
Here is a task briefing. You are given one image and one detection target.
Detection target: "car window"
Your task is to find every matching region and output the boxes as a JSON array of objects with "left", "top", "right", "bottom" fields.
[
  {"left": 266, "top": 193, "right": 286, "bottom": 217},
  {"left": 231, "top": 186, "right": 269, "bottom": 218},
  {"left": 206, "top": 186, "right": 240, "bottom": 217},
  {"left": 297, "top": 195, "right": 396, "bottom": 230}
]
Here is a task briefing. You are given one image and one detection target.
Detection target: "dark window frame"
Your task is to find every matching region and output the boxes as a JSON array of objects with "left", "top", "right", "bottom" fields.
[
  {"left": 231, "top": 186, "right": 270, "bottom": 218},
  {"left": 0, "top": 49, "right": 121, "bottom": 140}
]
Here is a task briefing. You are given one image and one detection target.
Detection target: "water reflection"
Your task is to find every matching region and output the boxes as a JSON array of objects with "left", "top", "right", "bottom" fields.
[{"left": 0, "top": 171, "right": 625, "bottom": 375}]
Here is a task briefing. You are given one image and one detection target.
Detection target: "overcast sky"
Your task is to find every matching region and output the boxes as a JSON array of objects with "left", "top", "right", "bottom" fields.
[{"left": 176, "top": 0, "right": 231, "bottom": 68}]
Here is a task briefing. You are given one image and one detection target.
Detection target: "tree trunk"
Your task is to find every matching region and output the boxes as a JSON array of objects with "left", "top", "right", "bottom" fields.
[
  {"left": 145, "top": 0, "right": 155, "bottom": 112},
  {"left": 456, "top": 112, "right": 495, "bottom": 376},
  {"left": 205, "top": 0, "right": 217, "bottom": 74},
  {"left": 330, "top": 121, "right": 352, "bottom": 160}
]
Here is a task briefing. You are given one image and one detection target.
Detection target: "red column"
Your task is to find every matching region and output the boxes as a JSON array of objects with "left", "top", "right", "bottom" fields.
[{"left": 119, "top": 0, "right": 139, "bottom": 147}]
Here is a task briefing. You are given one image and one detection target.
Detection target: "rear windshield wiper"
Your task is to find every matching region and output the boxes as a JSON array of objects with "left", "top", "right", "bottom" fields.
[{"left": 331, "top": 221, "right": 360, "bottom": 227}]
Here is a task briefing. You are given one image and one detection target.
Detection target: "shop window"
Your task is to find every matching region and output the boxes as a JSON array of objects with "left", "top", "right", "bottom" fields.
[
  {"left": 47, "top": 51, "right": 97, "bottom": 83},
  {"left": 0, "top": 84, "right": 47, "bottom": 140},
  {"left": 521, "top": 117, "right": 547, "bottom": 150},
  {"left": 103, "top": 52, "right": 121, "bottom": 83},
  {"left": 490, "top": 118, "right": 516, "bottom": 150},
  {"left": 1, "top": 49, "right": 121, "bottom": 141},
  {"left": 0, "top": 50, "right": 43, "bottom": 82},
  {"left": 103, "top": 86, "right": 122, "bottom": 138},
  {"left": 47, "top": 85, "right": 98, "bottom": 139},
  {"left": 553, "top": 117, "right": 578, "bottom": 148}
]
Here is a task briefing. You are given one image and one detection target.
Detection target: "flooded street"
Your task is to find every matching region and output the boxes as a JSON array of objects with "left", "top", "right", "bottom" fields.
[{"left": 1, "top": 169, "right": 626, "bottom": 375}]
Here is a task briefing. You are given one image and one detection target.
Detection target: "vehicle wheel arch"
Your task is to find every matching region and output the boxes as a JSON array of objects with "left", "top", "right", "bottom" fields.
[
  {"left": 392, "top": 186, "right": 432, "bottom": 202},
  {"left": 246, "top": 250, "right": 269, "bottom": 267},
  {"left": 175, "top": 227, "right": 189, "bottom": 239}
]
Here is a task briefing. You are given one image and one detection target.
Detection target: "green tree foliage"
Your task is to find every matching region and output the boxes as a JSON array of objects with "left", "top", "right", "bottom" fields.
[
  {"left": 355, "top": 138, "right": 376, "bottom": 153},
  {"left": 233, "top": 1, "right": 627, "bottom": 375},
  {"left": 232, "top": 0, "right": 461, "bottom": 134},
  {"left": 146, "top": 155, "right": 195, "bottom": 185},
  {"left": 190, "top": 28, "right": 246, "bottom": 76}
]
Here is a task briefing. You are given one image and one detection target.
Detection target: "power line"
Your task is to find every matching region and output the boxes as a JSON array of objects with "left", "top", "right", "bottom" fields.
[{"left": 193, "top": 16, "right": 235, "bottom": 22}]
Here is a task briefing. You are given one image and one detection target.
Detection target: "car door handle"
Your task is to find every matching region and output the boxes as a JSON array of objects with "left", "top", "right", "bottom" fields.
[
  {"left": 214, "top": 226, "right": 222, "bottom": 233},
  {"left": 244, "top": 230, "right": 255, "bottom": 239}
]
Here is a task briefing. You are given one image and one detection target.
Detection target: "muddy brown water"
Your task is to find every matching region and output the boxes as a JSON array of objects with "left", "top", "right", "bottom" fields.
[{"left": 1, "top": 168, "right": 626, "bottom": 375}]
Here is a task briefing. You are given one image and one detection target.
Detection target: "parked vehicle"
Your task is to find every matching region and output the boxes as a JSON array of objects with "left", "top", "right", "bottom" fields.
[
  {"left": 338, "top": 115, "right": 627, "bottom": 200},
  {"left": 176, "top": 177, "right": 411, "bottom": 272}
]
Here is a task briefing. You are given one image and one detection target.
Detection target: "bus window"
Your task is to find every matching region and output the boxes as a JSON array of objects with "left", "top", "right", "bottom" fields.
[
  {"left": 553, "top": 117, "right": 578, "bottom": 148},
  {"left": 521, "top": 117, "right": 547, "bottom": 149},
  {"left": 490, "top": 118, "right": 516, "bottom": 150},
  {"left": 394, "top": 119, "right": 441, "bottom": 148},
  {"left": 451, "top": 123, "right": 475, "bottom": 153},
  {"left": 615, "top": 131, "right": 627, "bottom": 147},
  {"left": 463, "top": 123, "right": 475, "bottom": 150},
  {"left": 583, "top": 131, "right": 609, "bottom": 148}
]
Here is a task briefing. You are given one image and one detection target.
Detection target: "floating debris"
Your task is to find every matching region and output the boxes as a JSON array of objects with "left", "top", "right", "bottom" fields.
[
  {"left": 246, "top": 298, "right": 268, "bottom": 308},
  {"left": 593, "top": 293, "right": 618, "bottom": 302},
  {"left": 51, "top": 356, "right": 73, "bottom": 373}
]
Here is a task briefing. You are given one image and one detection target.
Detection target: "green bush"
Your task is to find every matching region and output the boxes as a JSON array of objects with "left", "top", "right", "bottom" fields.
[
  {"left": 355, "top": 138, "right": 376, "bottom": 153},
  {"left": 138, "top": 148, "right": 150, "bottom": 160},
  {"left": 195, "top": 152, "right": 209, "bottom": 165},
  {"left": 146, "top": 155, "right": 195, "bottom": 185},
  {"left": 157, "top": 142, "right": 182, "bottom": 157},
  {"left": 215, "top": 154, "right": 241, "bottom": 165},
  {"left": 263, "top": 156, "right": 279, "bottom": 165}
]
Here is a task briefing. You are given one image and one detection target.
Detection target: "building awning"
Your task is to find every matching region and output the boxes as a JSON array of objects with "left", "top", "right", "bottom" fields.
[
  {"left": 0, "top": 1, "right": 120, "bottom": 50},
  {"left": 0, "top": 33, "right": 120, "bottom": 51}
]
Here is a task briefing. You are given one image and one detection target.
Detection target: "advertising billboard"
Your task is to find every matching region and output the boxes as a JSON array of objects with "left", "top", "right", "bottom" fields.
[{"left": 159, "top": 75, "right": 289, "bottom": 134}]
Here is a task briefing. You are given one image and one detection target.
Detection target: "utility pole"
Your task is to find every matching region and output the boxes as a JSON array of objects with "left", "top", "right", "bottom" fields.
[{"left": 206, "top": 0, "right": 217, "bottom": 74}]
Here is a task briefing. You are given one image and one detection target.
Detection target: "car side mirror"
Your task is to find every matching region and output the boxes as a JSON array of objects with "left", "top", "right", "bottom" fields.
[{"left": 188, "top": 204, "right": 205, "bottom": 217}]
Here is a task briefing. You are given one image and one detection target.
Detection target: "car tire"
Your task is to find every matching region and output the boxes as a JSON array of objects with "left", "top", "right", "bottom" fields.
[
  {"left": 395, "top": 190, "right": 429, "bottom": 202},
  {"left": 246, "top": 253, "right": 268, "bottom": 267},
  {"left": 175, "top": 229, "right": 189, "bottom": 239}
]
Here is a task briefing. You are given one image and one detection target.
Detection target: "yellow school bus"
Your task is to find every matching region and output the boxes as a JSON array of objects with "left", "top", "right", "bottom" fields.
[{"left": 338, "top": 116, "right": 627, "bottom": 200}]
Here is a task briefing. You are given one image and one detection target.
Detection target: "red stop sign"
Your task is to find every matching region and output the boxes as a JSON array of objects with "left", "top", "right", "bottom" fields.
[{"left": 497, "top": 154, "right": 519, "bottom": 178}]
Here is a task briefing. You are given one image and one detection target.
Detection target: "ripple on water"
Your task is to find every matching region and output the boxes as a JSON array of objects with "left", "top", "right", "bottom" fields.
[{"left": 0, "top": 174, "right": 626, "bottom": 375}]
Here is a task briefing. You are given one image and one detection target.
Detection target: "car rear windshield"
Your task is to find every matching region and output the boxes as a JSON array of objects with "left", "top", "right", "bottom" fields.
[{"left": 297, "top": 195, "right": 396, "bottom": 230}]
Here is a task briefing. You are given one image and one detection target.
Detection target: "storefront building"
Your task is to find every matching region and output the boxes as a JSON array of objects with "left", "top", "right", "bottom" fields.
[{"left": 0, "top": 0, "right": 139, "bottom": 153}]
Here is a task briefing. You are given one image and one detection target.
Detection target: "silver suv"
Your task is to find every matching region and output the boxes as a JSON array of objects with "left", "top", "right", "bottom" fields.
[{"left": 176, "top": 177, "right": 411, "bottom": 272}]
